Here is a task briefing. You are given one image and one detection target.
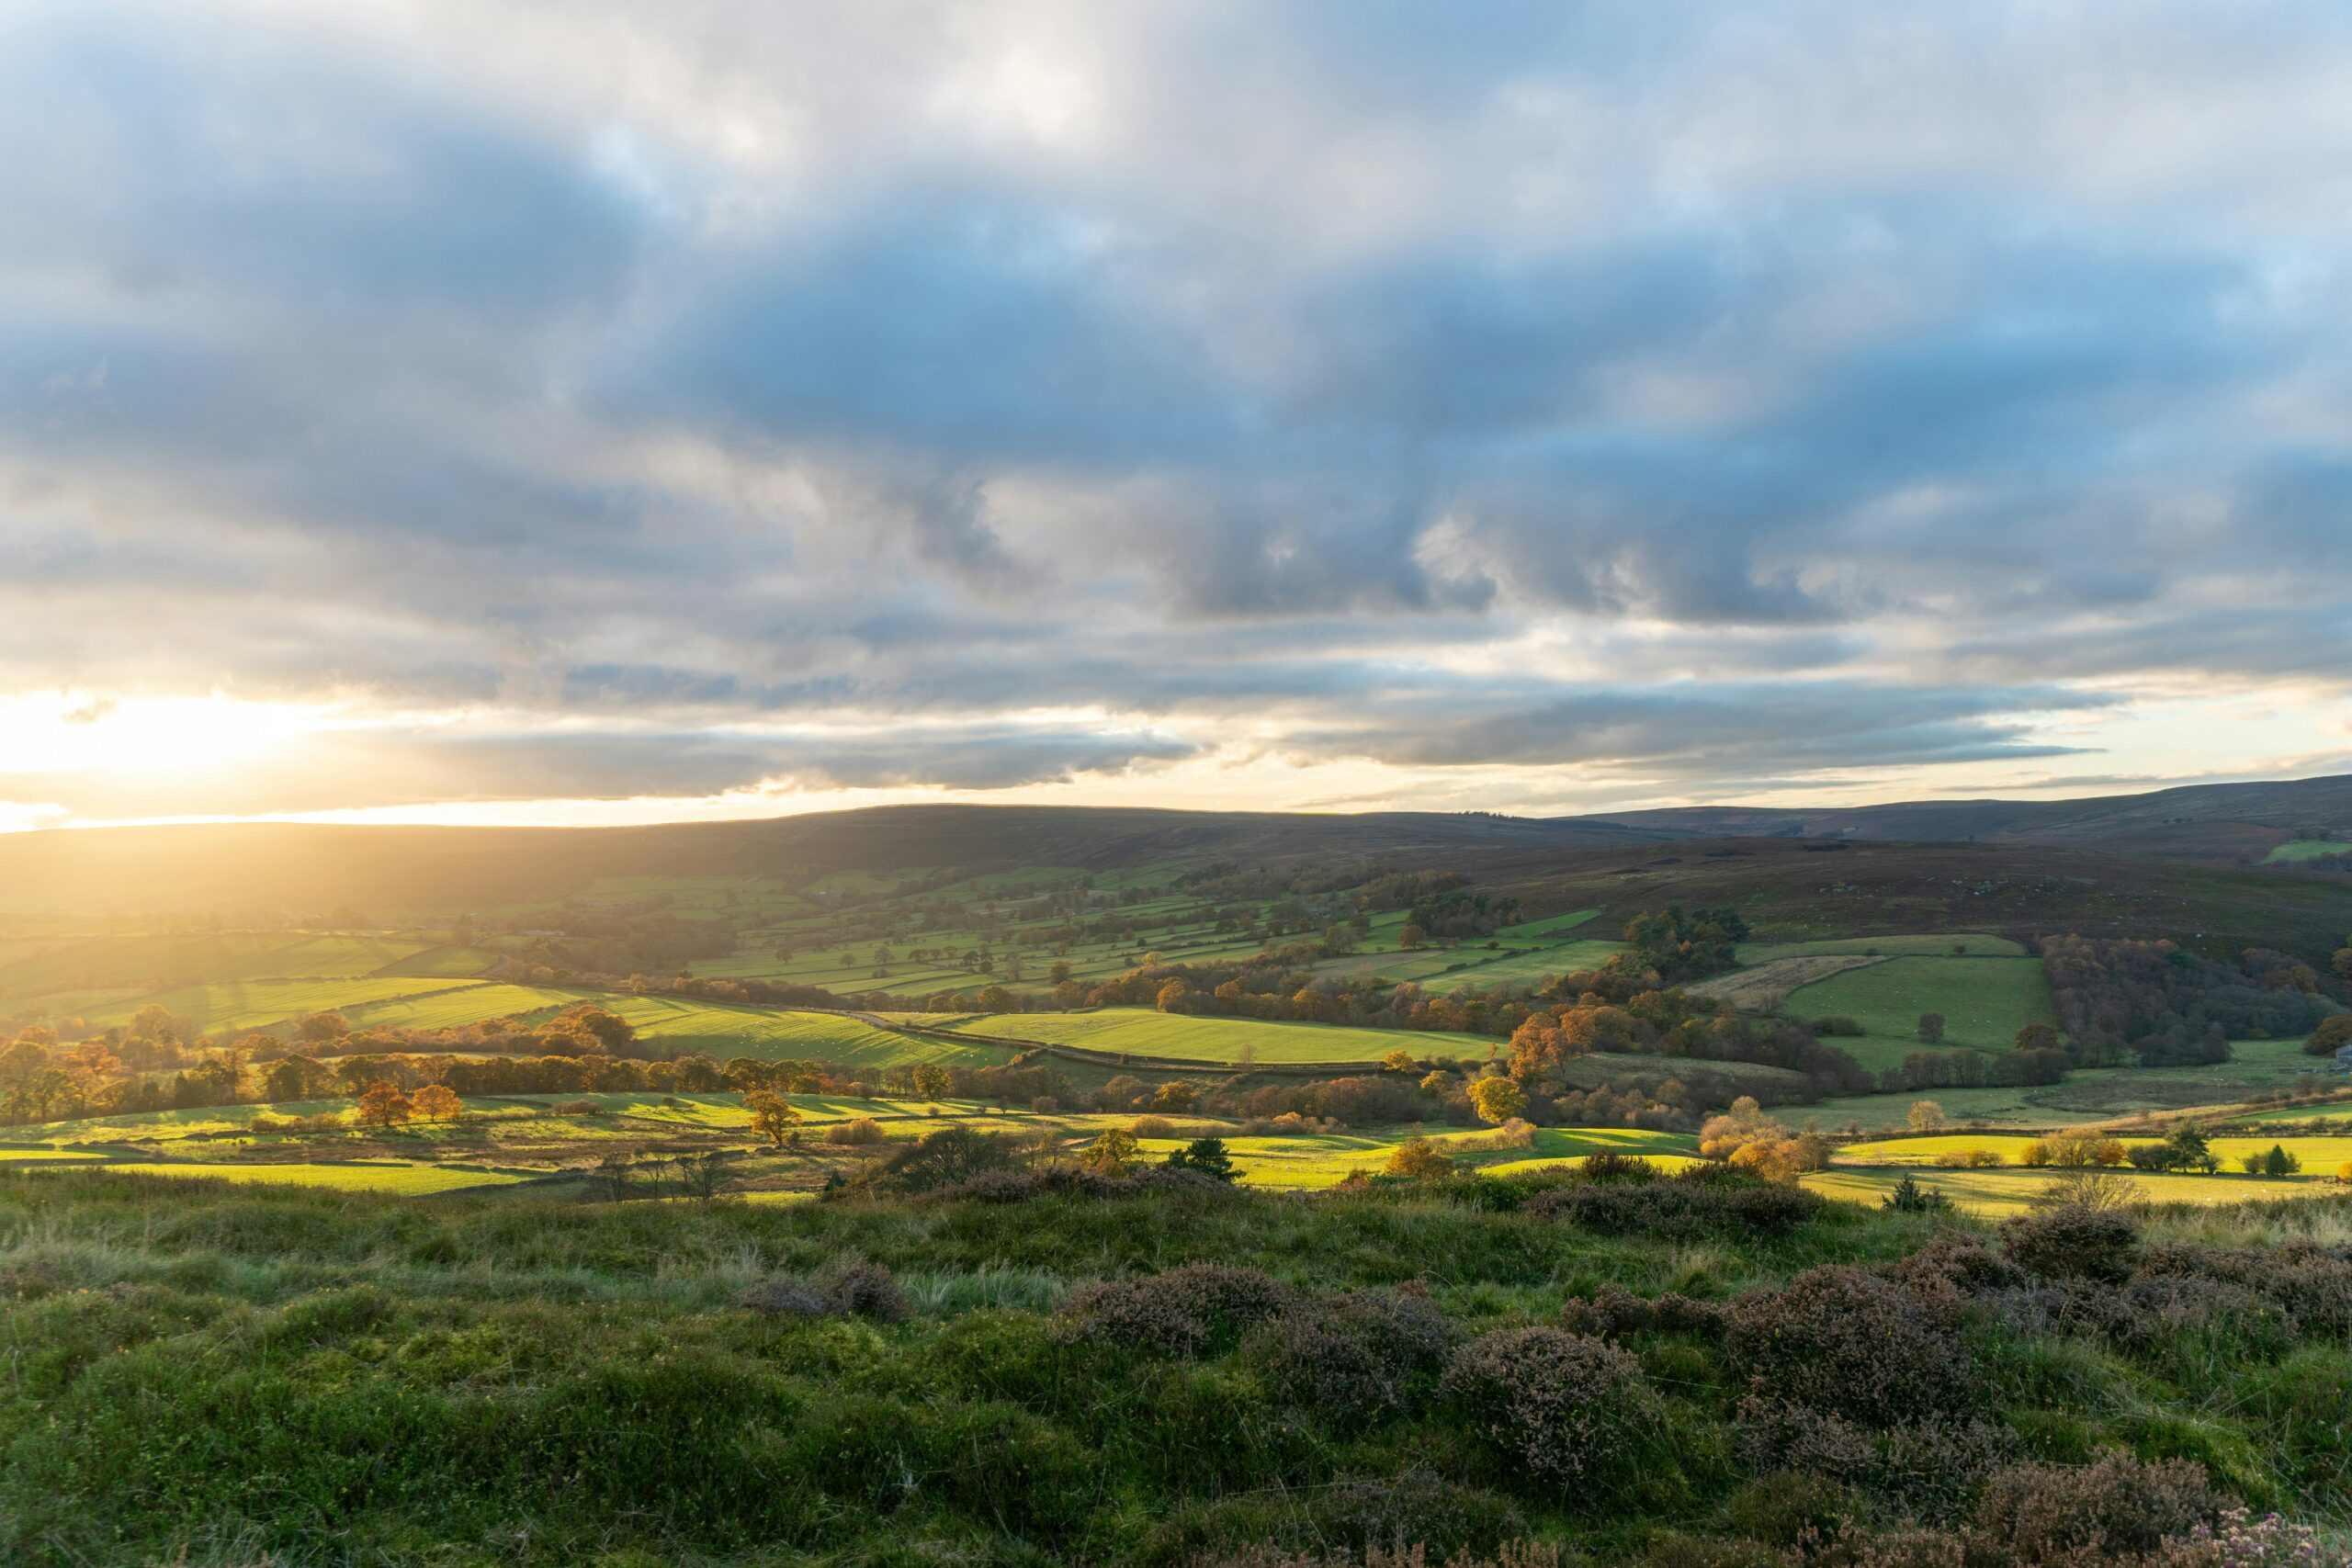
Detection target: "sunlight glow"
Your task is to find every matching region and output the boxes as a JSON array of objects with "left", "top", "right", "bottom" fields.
[{"left": 0, "top": 693, "right": 329, "bottom": 779}]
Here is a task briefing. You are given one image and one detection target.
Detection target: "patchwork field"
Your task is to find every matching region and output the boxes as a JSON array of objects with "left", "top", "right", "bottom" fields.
[
  {"left": 1686, "top": 953, "right": 1883, "bottom": 1012},
  {"left": 1833, "top": 1130, "right": 2352, "bottom": 1173},
  {"left": 604, "top": 997, "right": 1007, "bottom": 1066},
  {"left": 1782, "top": 953, "right": 2057, "bottom": 1053},
  {"left": 944, "top": 1006, "right": 1485, "bottom": 1064},
  {"left": 1802, "top": 1165, "right": 2331, "bottom": 1217}
]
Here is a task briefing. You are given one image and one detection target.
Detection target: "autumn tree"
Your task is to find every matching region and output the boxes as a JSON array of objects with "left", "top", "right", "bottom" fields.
[
  {"left": 1466, "top": 1074, "right": 1526, "bottom": 1125},
  {"left": 2304, "top": 1014, "right": 2352, "bottom": 1055},
  {"left": 1907, "top": 1099, "right": 1947, "bottom": 1133},
  {"left": 909, "top": 1062, "right": 952, "bottom": 1101},
  {"left": 411, "top": 1083, "right": 463, "bottom": 1123},
  {"left": 355, "top": 1081, "right": 413, "bottom": 1129},
  {"left": 1079, "top": 1127, "right": 1138, "bottom": 1174},
  {"left": 1384, "top": 1135, "right": 1454, "bottom": 1179},
  {"left": 745, "top": 1089, "right": 800, "bottom": 1147}
]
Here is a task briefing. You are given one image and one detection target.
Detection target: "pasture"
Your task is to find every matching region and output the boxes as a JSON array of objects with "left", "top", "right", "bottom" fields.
[
  {"left": 1781, "top": 953, "right": 2056, "bottom": 1051},
  {"left": 1803, "top": 1164, "right": 2333, "bottom": 1217},
  {"left": 2266, "top": 839, "right": 2349, "bottom": 863},
  {"left": 1833, "top": 1130, "right": 2352, "bottom": 1173},
  {"left": 944, "top": 1006, "right": 1485, "bottom": 1064}
]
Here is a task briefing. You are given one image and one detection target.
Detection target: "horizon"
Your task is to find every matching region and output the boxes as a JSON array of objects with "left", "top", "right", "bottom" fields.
[{"left": 6, "top": 4, "right": 2352, "bottom": 830}]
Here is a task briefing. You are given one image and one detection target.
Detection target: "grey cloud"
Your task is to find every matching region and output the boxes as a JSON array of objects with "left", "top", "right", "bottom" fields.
[{"left": 2, "top": 0, "right": 2351, "bottom": 813}]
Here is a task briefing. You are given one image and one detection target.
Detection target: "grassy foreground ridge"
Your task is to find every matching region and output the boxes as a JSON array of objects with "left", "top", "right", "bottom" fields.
[{"left": 0, "top": 1163, "right": 2346, "bottom": 1567}]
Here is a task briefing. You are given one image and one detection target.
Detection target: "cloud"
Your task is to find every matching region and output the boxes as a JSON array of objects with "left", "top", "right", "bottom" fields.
[{"left": 1, "top": 0, "right": 2350, "bottom": 820}]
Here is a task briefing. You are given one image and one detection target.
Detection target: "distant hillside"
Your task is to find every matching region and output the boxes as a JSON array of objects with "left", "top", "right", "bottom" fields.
[
  {"left": 0, "top": 807, "right": 1672, "bottom": 918},
  {"left": 1589, "top": 773, "right": 2352, "bottom": 863},
  {"left": 2, "top": 774, "right": 2346, "bottom": 929}
]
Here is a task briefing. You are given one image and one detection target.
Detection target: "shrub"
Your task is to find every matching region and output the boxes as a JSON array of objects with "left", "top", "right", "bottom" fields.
[
  {"left": 1735, "top": 1396, "right": 2016, "bottom": 1520},
  {"left": 1815, "top": 1016, "right": 1865, "bottom": 1037},
  {"left": 1557, "top": 1282, "right": 1724, "bottom": 1342},
  {"left": 1440, "top": 1326, "right": 1666, "bottom": 1494},
  {"left": 1969, "top": 1452, "right": 2223, "bottom": 1562},
  {"left": 740, "top": 1259, "right": 911, "bottom": 1323},
  {"left": 2135, "top": 1242, "right": 2352, "bottom": 1341},
  {"left": 857, "top": 1124, "right": 1012, "bottom": 1193},
  {"left": 1384, "top": 1136, "right": 1455, "bottom": 1179},
  {"left": 2002, "top": 1205, "right": 2142, "bottom": 1284},
  {"left": 1725, "top": 1266, "right": 1975, "bottom": 1427},
  {"left": 825, "top": 1117, "right": 887, "bottom": 1145},
  {"left": 1131, "top": 1115, "right": 1177, "bottom": 1139},
  {"left": 1247, "top": 1287, "right": 1456, "bottom": 1423},
  {"left": 1882, "top": 1234, "right": 2025, "bottom": 1296},
  {"left": 551, "top": 1098, "right": 604, "bottom": 1116},
  {"left": 1523, "top": 1168, "right": 1822, "bottom": 1238},
  {"left": 1883, "top": 1175, "right": 1952, "bottom": 1213},
  {"left": 1577, "top": 1150, "right": 1658, "bottom": 1182},
  {"left": 1059, "top": 1264, "right": 1298, "bottom": 1355}
]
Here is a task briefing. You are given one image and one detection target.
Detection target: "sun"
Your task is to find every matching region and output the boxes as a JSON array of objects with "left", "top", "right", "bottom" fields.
[{"left": 0, "top": 691, "right": 327, "bottom": 780}]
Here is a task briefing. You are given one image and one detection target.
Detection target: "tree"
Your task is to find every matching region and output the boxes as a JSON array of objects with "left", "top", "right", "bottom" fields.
[
  {"left": 1384, "top": 1136, "right": 1454, "bottom": 1179},
  {"left": 1079, "top": 1127, "right": 1139, "bottom": 1175},
  {"left": 1155, "top": 980, "right": 1191, "bottom": 1013},
  {"left": 2335, "top": 942, "right": 2352, "bottom": 982},
  {"left": 355, "top": 1081, "right": 413, "bottom": 1129},
  {"left": 1917, "top": 1012, "right": 1946, "bottom": 1043},
  {"left": 1149, "top": 1079, "right": 1197, "bottom": 1112},
  {"left": 2014, "top": 1023, "right": 2061, "bottom": 1053},
  {"left": 745, "top": 1089, "right": 801, "bottom": 1147},
  {"left": 1164, "top": 1137, "right": 1238, "bottom": 1182},
  {"left": 1907, "top": 1099, "right": 1947, "bottom": 1134},
  {"left": 1419, "top": 1069, "right": 1453, "bottom": 1096},
  {"left": 2263, "top": 1143, "right": 2301, "bottom": 1177},
  {"left": 1398, "top": 923, "right": 1429, "bottom": 950},
  {"left": 1381, "top": 1049, "right": 1416, "bottom": 1074},
  {"left": 1048, "top": 960, "right": 1073, "bottom": 986},
  {"left": 673, "top": 1150, "right": 735, "bottom": 1204},
  {"left": 295, "top": 1011, "right": 349, "bottom": 1043},
  {"left": 909, "top": 1062, "right": 953, "bottom": 1101},
  {"left": 2304, "top": 1014, "right": 2352, "bottom": 1055},
  {"left": 1466, "top": 1075, "right": 1526, "bottom": 1126},
  {"left": 411, "top": 1083, "right": 463, "bottom": 1123}
]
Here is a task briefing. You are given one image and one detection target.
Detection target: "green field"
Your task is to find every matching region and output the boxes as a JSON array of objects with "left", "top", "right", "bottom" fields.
[
  {"left": 945, "top": 1007, "right": 1491, "bottom": 1064},
  {"left": 1834, "top": 1131, "right": 2352, "bottom": 1172},
  {"left": 1783, "top": 953, "right": 2056, "bottom": 1053},
  {"left": 603, "top": 997, "right": 1007, "bottom": 1065},
  {"left": 370, "top": 943, "right": 501, "bottom": 978},
  {"left": 1740, "top": 931, "right": 2025, "bottom": 962},
  {"left": 88, "top": 1159, "right": 536, "bottom": 1194},
  {"left": 0, "top": 931, "right": 443, "bottom": 998},
  {"left": 1804, "top": 1164, "right": 2331, "bottom": 1217},
  {"left": 73, "top": 976, "right": 485, "bottom": 1034},
  {"left": 2266, "top": 839, "right": 2349, "bottom": 863}
]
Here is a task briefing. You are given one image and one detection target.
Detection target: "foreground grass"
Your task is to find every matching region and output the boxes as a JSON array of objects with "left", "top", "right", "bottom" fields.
[{"left": 0, "top": 1168, "right": 2344, "bottom": 1566}]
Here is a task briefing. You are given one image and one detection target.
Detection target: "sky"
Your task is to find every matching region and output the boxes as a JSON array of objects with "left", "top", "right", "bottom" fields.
[{"left": 3, "top": 0, "right": 2350, "bottom": 832}]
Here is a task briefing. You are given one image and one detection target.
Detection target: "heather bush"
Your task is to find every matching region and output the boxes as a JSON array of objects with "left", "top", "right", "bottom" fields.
[
  {"left": 1968, "top": 1452, "right": 2224, "bottom": 1563},
  {"left": 1523, "top": 1168, "right": 1822, "bottom": 1238},
  {"left": 1736, "top": 1396, "right": 2016, "bottom": 1519},
  {"left": 739, "top": 1258, "right": 912, "bottom": 1323},
  {"left": 1060, "top": 1263, "right": 1298, "bottom": 1355},
  {"left": 1439, "top": 1326, "right": 1667, "bottom": 1495},
  {"left": 1557, "top": 1282, "right": 1724, "bottom": 1342},
  {"left": 2136, "top": 1242, "right": 2352, "bottom": 1339},
  {"left": 1726, "top": 1266, "right": 1975, "bottom": 1427},
  {"left": 2002, "top": 1205, "right": 2142, "bottom": 1284},
  {"left": 1883, "top": 1233, "right": 2027, "bottom": 1296},
  {"left": 1247, "top": 1287, "right": 1458, "bottom": 1423}
]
